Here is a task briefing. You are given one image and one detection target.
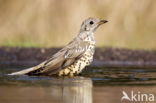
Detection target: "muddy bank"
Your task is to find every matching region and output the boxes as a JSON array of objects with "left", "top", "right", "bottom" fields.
[{"left": 0, "top": 47, "right": 156, "bottom": 68}]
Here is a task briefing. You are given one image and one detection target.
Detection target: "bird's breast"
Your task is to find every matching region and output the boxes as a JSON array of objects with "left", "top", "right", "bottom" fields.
[{"left": 58, "top": 44, "right": 95, "bottom": 77}]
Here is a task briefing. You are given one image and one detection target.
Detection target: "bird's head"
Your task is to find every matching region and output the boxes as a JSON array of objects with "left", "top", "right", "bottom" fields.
[{"left": 80, "top": 17, "right": 108, "bottom": 32}]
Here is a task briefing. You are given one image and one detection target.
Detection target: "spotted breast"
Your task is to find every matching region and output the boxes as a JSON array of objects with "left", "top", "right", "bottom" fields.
[
  {"left": 58, "top": 31, "right": 95, "bottom": 76},
  {"left": 58, "top": 44, "right": 95, "bottom": 76}
]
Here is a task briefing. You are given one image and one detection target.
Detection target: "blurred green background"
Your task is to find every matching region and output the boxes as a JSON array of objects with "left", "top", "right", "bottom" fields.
[{"left": 0, "top": 0, "right": 155, "bottom": 49}]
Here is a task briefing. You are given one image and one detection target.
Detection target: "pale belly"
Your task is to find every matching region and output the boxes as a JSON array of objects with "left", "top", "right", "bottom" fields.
[{"left": 58, "top": 51, "right": 94, "bottom": 76}]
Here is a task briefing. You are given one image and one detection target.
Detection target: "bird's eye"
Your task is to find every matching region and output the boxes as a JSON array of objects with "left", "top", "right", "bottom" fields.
[{"left": 89, "top": 21, "right": 94, "bottom": 25}]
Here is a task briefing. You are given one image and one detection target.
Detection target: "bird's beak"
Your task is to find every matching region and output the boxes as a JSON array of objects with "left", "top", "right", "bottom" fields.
[{"left": 98, "top": 20, "right": 108, "bottom": 25}]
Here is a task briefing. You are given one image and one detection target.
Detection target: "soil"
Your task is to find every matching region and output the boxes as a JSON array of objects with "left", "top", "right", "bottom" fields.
[{"left": 0, "top": 47, "right": 156, "bottom": 68}]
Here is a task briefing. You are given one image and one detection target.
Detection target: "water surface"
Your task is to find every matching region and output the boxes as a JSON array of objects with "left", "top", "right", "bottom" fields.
[{"left": 0, "top": 67, "right": 156, "bottom": 103}]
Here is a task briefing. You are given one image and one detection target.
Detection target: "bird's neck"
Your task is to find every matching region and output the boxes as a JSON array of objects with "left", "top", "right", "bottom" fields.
[{"left": 78, "top": 31, "right": 96, "bottom": 45}]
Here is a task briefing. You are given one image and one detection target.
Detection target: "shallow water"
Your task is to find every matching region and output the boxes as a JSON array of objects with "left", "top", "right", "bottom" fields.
[{"left": 0, "top": 67, "right": 156, "bottom": 103}]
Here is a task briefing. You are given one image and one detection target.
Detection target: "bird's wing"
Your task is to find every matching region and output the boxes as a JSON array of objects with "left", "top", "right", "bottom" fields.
[
  {"left": 25, "top": 38, "right": 89, "bottom": 75},
  {"left": 9, "top": 38, "right": 90, "bottom": 76},
  {"left": 39, "top": 39, "right": 89, "bottom": 74}
]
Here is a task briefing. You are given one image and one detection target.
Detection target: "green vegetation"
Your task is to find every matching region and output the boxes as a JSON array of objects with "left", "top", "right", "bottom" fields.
[{"left": 0, "top": 41, "right": 43, "bottom": 48}]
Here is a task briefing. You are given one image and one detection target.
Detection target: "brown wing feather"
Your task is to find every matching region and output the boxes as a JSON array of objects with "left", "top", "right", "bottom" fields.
[{"left": 27, "top": 38, "right": 89, "bottom": 75}]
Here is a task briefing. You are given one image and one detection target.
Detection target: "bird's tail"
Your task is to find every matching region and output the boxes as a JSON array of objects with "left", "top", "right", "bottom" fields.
[
  {"left": 8, "top": 62, "right": 45, "bottom": 76},
  {"left": 8, "top": 67, "right": 36, "bottom": 75}
]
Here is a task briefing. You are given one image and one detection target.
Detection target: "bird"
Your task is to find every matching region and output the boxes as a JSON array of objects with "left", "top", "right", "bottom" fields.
[{"left": 8, "top": 17, "right": 108, "bottom": 77}]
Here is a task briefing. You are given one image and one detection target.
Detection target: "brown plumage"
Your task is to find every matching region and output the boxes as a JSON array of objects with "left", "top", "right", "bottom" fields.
[{"left": 8, "top": 17, "right": 108, "bottom": 76}]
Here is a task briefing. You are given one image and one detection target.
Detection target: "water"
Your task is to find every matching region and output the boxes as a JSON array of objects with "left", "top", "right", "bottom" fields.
[{"left": 0, "top": 67, "right": 156, "bottom": 103}]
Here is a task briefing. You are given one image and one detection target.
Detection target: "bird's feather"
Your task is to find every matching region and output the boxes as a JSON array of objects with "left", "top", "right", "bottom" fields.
[{"left": 8, "top": 37, "right": 90, "bottom": 76}]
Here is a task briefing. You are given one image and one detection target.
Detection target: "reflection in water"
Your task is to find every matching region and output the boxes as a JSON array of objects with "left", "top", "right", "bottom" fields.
[
  {"left": 0, "top": 67, "right": 156, "bottom": 103},
  {"left": 0, "top": 77, "right": 92, "bottom": 103}
]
